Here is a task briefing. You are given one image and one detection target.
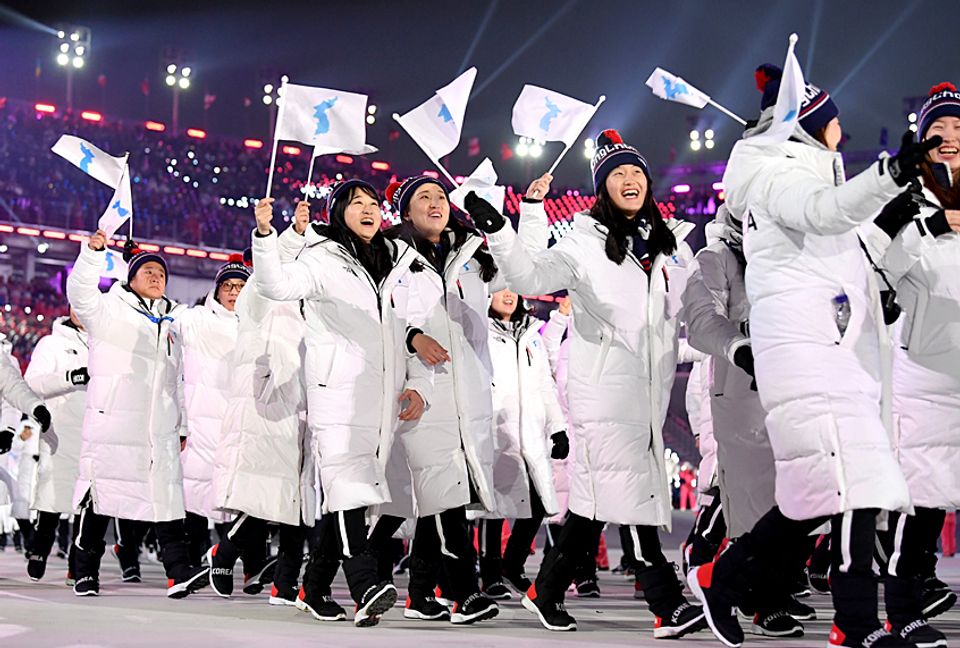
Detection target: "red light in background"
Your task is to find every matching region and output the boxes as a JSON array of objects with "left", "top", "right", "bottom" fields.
[
  {"left": 335, "top": 155, "right": 354, "bottom": 164},
  {"left": 186, "top": 129, "right": 207, "bottom": 139},
  {"left": 16, "top": 227, "right": 40, "bottom": 236},
  {"left": 163, "top": 246, "right": 186, "bottom": 255},
  {"left": 145, "top": 121, "right": 166, "bottom": 132},
  {"left": 371, "top": 161, "right": 390, "bottom": 171},
  {"left": 208, "top": 252, "right": 231, "bottom": 261},
  {"left": 282, "top": 145, "right": 301, "bottom": 156},
  {"left": 34, "top": 103, "right": 56, "bottom": 114},
  {"left": 244, "top": 139, "right": 263, "bottom": 149},
  {"left": 186, "top": 249, "right": 207, "bottom": 258},
  {"left": 80, "top": 111, "right": 102, "bottom": 122},
  {"left": 138, "top": 243, "right": 160, "bottom": 252},
  {"left": 42, "top": 230, "right": 67, "bottom": 239}
]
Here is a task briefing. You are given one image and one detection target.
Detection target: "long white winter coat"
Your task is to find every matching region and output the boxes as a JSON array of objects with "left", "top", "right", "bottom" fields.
[
  {"left": 24, "top": 317, "right": 88, "bottom": 514},
  {"left": 726, "top": 122, "right": 911, "bottom": 521},
  {"left": 382, "top": 232, "right": 498, "bottom": 518},
  {"left": 861, "top": 175, "right": 960, "bottom": 510},
  {"left": 540, "top": 309, "right": 572, "bottom": 524},
  {"left": 487, "top": 202, "right": 694, "bottom": 528},
  {"left": 678, "top": 340, "right": 714, "bottom": 498},
  {"left": 179, "top": 292, "right": 239, "bottom": 522},
  {"left": 485, "top": 314, "right": 564, "bottom": 519},
  {"left": 213, "top": 228, "right": 314, "bottom": 527},
  {"left": 253, "top": 227, "right": 439, "bottom": 515},
  {"left": 67, "top": 244, "right": 188, "bottom": 522},
  {"left": 683, "top": 213, "right": 775, "bottom": 536},
  {"left": 1, "top": 336, "right": 44, "bottom": 519}
]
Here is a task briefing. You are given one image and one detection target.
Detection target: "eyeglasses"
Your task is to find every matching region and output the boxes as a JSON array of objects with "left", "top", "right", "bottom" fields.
[{"left": 220, "top": 281, "right": 246, "bottom": 293}]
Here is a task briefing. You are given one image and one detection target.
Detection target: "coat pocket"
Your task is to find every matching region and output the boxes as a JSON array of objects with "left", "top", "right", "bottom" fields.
[
  {"left": 305, "top": 342, "right": 338, "bottom": 388},
  {"left": 589, "top": 328, "right": 614, "bottom": 383}
]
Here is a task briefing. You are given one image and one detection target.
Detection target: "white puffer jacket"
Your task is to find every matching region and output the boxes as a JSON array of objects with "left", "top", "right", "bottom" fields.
[
  {"left": 24, "top": 317, "right": 88, "bottom": 514},
  {"left": 683, "top": 212, "right": 776, "bottom": 536},
  {"left": 487, "top": 203, "right": 693, "bottom": 528},
  {"left": 179, "top": 292, "right": 239, "bottom": 522},
  {"left": 861, "top": 174, "right": 960, "bottom": 510},
  {"left": 214, "top": 227, "right": 314, "bottom": 526},
  {"left": 253, "top": 227, "right": 440, "bottom": 514},
  {"left": 1, "top": 337, "right": 44, "bottom": 519},
  {"left": 67, "top": 244, "right": 188, "bottom": 522},
  {"left": 382, "top": 232, "right": 498, "bottom": 518},
  {"left": 678, "top": 341, "right": 714, "bottom": 497},
  {"left": 485, "top": 314, "right": 564, "bottom": 519},
  {"left": 726, "top": 125, "right": 911, "bottom": 520}
]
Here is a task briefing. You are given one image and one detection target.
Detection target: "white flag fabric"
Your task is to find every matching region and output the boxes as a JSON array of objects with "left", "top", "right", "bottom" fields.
[
  {"left": 51, "top": 135, "right": 126, "bottom": 188},
  {"left": 511, "top": 85, "right": 597, "bottom": 146},
  {"left": 274, "top": 83, "right": 368, "bottom": 152},
  {"left": 395, "top": 67, "right": 476, "bottom": 161},
  {"left": 645, "top": 68, "right": 710, "bottom": 109},
  {"left": 450, "top": 157, "right": 505, "bottom": 214},
  {"left": 312, "top": 143, "right": 378, "bottom": 158},
  {"left": 97, "top": 167, "right": 132, "bottom": 238},
  {"left": 101, "top": 248, "right": 128, "bottom": 281},
  {"left": 748, "top": 36, "right": 805, "bottom": 146}
]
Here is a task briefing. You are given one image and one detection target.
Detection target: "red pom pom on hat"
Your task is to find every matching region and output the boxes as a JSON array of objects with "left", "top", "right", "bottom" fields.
[
  {"left": 598, "top": 129, "right": 623, "bottom": 147},
  {"left": 227, "top": 253, "right": 244, "bottom": 263},
  {"left": 385, "top": 181, "right": 402, "bottom": 205},
  {"left": 930, "top": 82, "right": 957, "bottom": 96}
]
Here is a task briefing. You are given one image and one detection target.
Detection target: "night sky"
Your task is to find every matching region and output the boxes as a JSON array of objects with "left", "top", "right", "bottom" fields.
[{"left": 2, "top": 0, "right": 958, "bottom": 187}]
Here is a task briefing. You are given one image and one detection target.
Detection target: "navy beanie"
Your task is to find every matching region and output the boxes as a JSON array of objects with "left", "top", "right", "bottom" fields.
[
  {"left": 325, "top": 179, "right": 379, "bottom": 221},
  {"left": 917, "top": 82, "right": 960, "bottom": 142},
  {"left": 123, "top": 240, "right": 167, "bottom": 284},
  {"left": 385, "top": 175, "right": 448, "bottom": 217},
  {"left": 589, "top": 129, "right": 650, "bottom": 194},
  {"left": 214, "top": 253, "right": 251, "bottom": 291},
  {"left": 755, "top": 64, "right": 839, "bottom": 137}
]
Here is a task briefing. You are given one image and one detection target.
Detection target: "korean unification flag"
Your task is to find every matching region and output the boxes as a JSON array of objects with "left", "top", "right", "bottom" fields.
[
  {"left": 450, "top": 157, "right": 505, "bottom": 214},
  {"left": 97, "top": 167, "right": 132, "bottom": 238},
  {"left": 511, "top": 85, "right": 596, "bottom": 146},
  {"left": 312, "top": 143, "right": 378, "bottom": 158},
  {"left": 101, "top": 248, "right": 128, "bottom": 281},
  {"left": 51, "top": 134, "right": 126, "bottom": 188},
  {"left": 748, "top": 37, "right": 805, "bottom": 146},
  {"left": 274, "top": 83, "right": 368, "bottom": 152},
  {"left": 395, "top": 67, "right": 476, "bottom": 160},
  {"left": 645, "top": 68, "right": 710, "bottom": 109}
]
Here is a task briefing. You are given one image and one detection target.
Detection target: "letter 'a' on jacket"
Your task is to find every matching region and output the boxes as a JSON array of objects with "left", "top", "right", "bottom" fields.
[
  {"left": 482, "top": 314, "right": 565, "bottom": 519},
  {"left": 486, "top": 199, "right": 694, "bottom": 529},
  {"left": 251, "top": 226, "right": 441, "bottom": 515},
  {"left": 860, "top": 168, "right": 960, "bottom": 511},
  {"left": 24, "top": 317, "right": 88, "bottom": 515},
  {"left": 724, "top": 124, "right": 911, "bottom": 521},
  {"left": 66, "top": 244, "right": 188, "bottom": 522},
  {"left": 213, "top": 226, "right": 315, "bottom": 527},
  {"left": 178, "top": 291, "right": 240, "bottom": 523}
]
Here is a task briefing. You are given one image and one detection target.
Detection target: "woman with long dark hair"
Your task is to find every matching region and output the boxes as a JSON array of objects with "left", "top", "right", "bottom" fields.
[
  {"left": 252, "top": 179, "right": 439, "bottom": 627},
  {"left": 470, "top": 129, "right": 704, "bottom": 638}
]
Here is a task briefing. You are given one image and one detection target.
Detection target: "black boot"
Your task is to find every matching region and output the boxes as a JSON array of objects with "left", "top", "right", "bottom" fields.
[
  {"left": 828, "top": 572, "right": 911, "bottom": 647},
  {"left": 523, "top": 550, "right": 577, "bottom": 631},
  {"left": 479, "top": 556, "right": 511, "bottom": 599},
  {"left": 298, "top": 555, "right": 346, "bottom": 620},
  {"left": 636, "top": 563, "right": 706, "bottom": 639},
  {"left": 72, "top": 544, "right": 103, "bottom": 596},
  {"left": 269, "top": 549, "right": 303, "bottom": 606},
  {"left": 404, "top": 556, "right": 449, "bottom": 621},
  {"left": 884, "top": 576, "right": 947, "bottom": 648}
]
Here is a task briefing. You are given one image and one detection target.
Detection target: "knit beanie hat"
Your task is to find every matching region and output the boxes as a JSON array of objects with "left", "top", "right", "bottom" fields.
[
  {"left": 385, "top": 175, "right": 448, "bottom": 216},
  {"left": 325, "top": 179, "right": 379, "bottom": 220},
  {"left": 755, "top": 64, "right": 839, "bottom": 137},
  {"left": 123, "top": 240, "right": 167, "bottom": 283},
  {"left": 214, "top": 253, "right": 251, "bottom": 291},
  {"left": 589, "top": 129, "right": 650, "bottom": 194},
  {"left": 917, "top": 82, "right": 960, "bottom": 141}
]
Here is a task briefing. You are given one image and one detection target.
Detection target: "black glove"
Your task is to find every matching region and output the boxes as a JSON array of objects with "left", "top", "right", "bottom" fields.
[
  {"left": 732, "top": 345, "right": 755, "bottom": 378},
  {"left": 464, "top": 191, "right": 506, "bottom": 233},
  {"left": 32, "top": 454, "right": 40, "bottom": 462},
  {"left": 32, "top": 405, "right": 52, "bottom": 433},
  {"left": 887, "top": 130, "right": 942, "bottom": 187},
  {"left": 874, "top": 189, "right": 921, "bottom": 238},
  {"left": 0, "top": 428, "right": 13, "bottom": 454},
  {"left": 880, "top": 289, "right": 902, "bottom": 325},
  {"left": 924, "top": 209, "right": 956, "bottom": 238},
  {"left": 67, "top": 367, "right": 90, "bottom": 386},
  {"left": 550, "top": 431, "right": 570, "bottom": 460}
]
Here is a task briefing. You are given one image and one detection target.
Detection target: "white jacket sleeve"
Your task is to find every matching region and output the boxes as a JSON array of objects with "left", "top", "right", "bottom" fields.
[
  {"left": 66, "top": 244, "right": 111, "bottom": 335},
  {"left": 541, "top": 310, "right": 569, "bottom": 374},
  {"left": 536, "top": 339, "right": 566, "bottom": 435},
  {"left": 400, "top": 271, "right": 441, "bottom": 406},
  {"left": 682, "top": 251, "right": 750, "bottom": 363},
  {"left": 251, "top": 229, "right": 321, "bottom": 302},
  {"left": 0, "top": 351, "right": 42, "bottom": 422},
  {"left": 878, "top": 217, "right": 942, "bottom": 283},
  {"left": 761, "top": 157, "right": 904, "bottom": 236},
  {"left": 517, "top": 200, "right": 550, "bottom": 253},
  {"left": 25, "top": 338, "right": 76, "bottom": 400},
  {"left": 486, "top": 223, "right": 580, "bottom": 295},
  {"left": 277, "top": 223, "right": 313, "bottom": 262}
]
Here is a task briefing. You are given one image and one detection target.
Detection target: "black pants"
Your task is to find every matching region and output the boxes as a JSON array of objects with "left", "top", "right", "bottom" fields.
[
  {"left": 878, "top": 507, "right": 947, "bottom": 626},
  {"left": 304, "top": 508, "right": 378, "bottom": 603},
  {"left": 683, "top": 489, "right": 726, "bottom": 568},
  {"left": 73, "top": 493, "right": 196, "bottom": 582},
  {"left": 477, "top": 481, "right": 547, "bottom": 585},
  {"left": 113, "top": 518, "right": 147, "bottom": 571},
  {"left": 15, "top": 518, "right": 34, "bottom": 551},
  {"left": 716, "top": 506, "right": 880, "bottom": 630},
  {"left": 184, "top": 512, "right": 212, "bottom": 566},
  {"left": 368, "top": 514, "right": 405, "bottom": 582},
  {"left": 544, "top": 519, "right": 598, "bottom": 584},
  {"left": 215, "top": 513, "right": 279, "bottom": 578},
  {"left": 29, "top": 510, "right": 62, "bottom": 559}
]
